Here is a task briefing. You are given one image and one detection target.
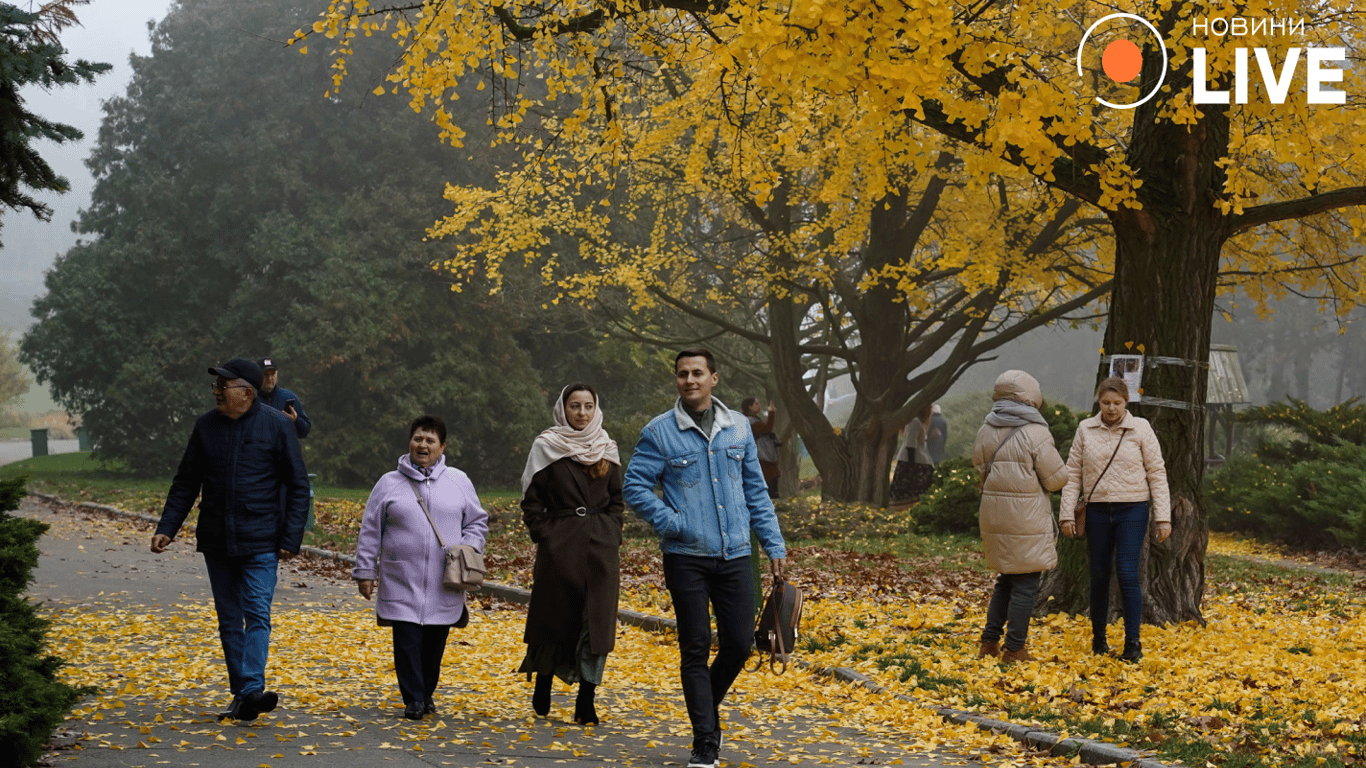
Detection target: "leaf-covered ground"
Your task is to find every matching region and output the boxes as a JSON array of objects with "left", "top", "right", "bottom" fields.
[
  {"left": 33, "top": 506, "right": 1065, "bottom": 768},
  {"left": 33, "top": 491, "right": 1366, "bottom": 768}
]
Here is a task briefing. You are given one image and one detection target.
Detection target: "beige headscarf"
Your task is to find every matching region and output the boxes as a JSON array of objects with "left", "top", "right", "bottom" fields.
[{"left": 519, "top": 385, "right": 621, "bottom": 493}]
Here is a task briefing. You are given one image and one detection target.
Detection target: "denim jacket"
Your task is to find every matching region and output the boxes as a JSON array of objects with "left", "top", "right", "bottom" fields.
[{"left": 623, "top": 397, "right": 786, "bottom": 561}]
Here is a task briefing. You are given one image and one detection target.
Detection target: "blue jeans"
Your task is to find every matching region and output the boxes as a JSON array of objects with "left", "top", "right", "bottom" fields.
[
  {"left": 203, "top": 552, "right": 279, "bottom": 695},
  {"left": 1086, "top": 501, "right": 1150, "bottom": 644},
  {"left": 663, "top": 553, "right": 754, "bottom": 749},
  {"left": 980, "top": 571, "right": 1042, "bottom": 652}
]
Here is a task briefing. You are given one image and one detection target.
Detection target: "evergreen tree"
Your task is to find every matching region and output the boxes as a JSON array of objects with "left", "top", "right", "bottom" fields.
[{"left": 0, "top": 477, "right": 91, "bottom": 767}]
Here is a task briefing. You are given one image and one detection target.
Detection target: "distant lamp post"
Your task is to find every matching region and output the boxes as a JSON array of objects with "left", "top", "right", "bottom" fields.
[{"left": 1206, "top": 345, "right": 1251, "bottom": 468}]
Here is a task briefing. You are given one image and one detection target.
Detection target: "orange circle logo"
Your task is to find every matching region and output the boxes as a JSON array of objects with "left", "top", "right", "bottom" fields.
[{"left": 1102, "top": 39, "right": 1143, "bottom": 83}]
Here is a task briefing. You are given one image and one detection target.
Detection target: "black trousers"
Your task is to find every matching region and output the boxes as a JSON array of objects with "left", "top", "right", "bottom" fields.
[
  {"left": 391, "top": 621, "right": 451, "bottom": 705},
  {"left": 662, "top": 553, "right": 755, "bottom": 747}
]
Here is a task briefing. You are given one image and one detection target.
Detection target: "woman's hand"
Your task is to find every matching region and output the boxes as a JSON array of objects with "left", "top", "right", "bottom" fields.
[
  {"left": 1060, "top": 521, "right": 1077, "bottom": 538},
  {"left": 356, "top": 579, "right": 375, "bottom": 600},
  {"left": 1154, "top": 522, "right": 1172, "bottom": 543}
]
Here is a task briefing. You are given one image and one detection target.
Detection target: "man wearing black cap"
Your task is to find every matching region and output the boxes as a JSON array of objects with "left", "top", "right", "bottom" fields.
[
  {"left": 257, "top": 358, "right": 310, "bottom": 439},
  {"left": 151, "top": 358, "right": 311, "bottom": 723}
]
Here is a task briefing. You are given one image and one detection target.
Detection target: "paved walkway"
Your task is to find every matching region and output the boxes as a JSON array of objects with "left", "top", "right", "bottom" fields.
[
  {"left": 21, "top": 498, "right": 1010, "bottom": 768},
  {"left": 0, "top": 438, "right": 81, "bottom": 465}
]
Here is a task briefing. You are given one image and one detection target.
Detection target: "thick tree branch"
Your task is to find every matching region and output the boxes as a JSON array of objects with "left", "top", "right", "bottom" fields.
[
  {"left": 1225, "top": 186, "right": 1366, "bottom": 235},
  {"left": 493, "top": 1, "right": 729, "bottom": 41},
  {"left": 909, "top": 101, "right": 1106, "bottom": 205}
]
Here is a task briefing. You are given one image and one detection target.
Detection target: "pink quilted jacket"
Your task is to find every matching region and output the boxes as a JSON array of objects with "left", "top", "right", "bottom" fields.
[{"left": 1058, "top": 412, "right": 1170, "bottom": 523}]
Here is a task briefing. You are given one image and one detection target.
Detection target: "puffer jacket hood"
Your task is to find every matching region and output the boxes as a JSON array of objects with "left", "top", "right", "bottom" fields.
[{"left": 992, "top": 370, "right": 1043, "bottom": 408}]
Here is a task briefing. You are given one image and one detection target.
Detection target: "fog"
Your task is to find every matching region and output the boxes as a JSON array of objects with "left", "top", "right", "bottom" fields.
[{"left": 0, "top": 0, "right": 174, "bottom": 334}]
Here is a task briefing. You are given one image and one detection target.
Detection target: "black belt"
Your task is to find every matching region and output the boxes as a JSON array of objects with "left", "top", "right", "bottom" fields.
[{"left": 550, "top": 506, "right": 602, "bottom": 518}]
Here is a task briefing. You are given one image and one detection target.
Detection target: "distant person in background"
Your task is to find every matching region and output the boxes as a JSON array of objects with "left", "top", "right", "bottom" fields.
[
  {"left": 972, "top": 370, "right": 1068, "bottom": 662},
  {"left": 741, "top": 397, "right": 781, "bottom": 497},
  {"left": 518, "top": 383, "right": 623, "bottom": 725},
  {"left": 889, "top": 403, "right": 935, "bottom": 508},
  {"left": 1059, "top": 377, "right": 1171, "bottom": 663},
  {"left": 353, "top": 415, "right": 489, "bottom": 720},
  {"left": 928, "top": 404, "right": 948, "bottom": 464},
  {"left": 152, "top": 358, "right": 310, "bottom": 722},
  {"left": 257, "top": 358, "right": 310, "bottom": 439}
]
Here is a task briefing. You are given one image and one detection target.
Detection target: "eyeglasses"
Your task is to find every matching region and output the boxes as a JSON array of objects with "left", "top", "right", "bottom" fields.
[{"left": 211, "top": 382, "right": 253, "bottom": 392}]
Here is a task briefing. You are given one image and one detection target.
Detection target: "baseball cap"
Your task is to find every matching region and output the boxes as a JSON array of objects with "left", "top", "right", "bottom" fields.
[
  {"left": 257, "top": 357, "right": 278, "bottom": 371},
  {"left": 208, "top": 358, "right": 263, "bottom": 390}
]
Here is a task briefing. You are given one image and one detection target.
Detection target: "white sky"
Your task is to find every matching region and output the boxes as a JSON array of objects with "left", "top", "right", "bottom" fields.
[{"left": 0, "top": 0, "right": 175, "bottom": 335}]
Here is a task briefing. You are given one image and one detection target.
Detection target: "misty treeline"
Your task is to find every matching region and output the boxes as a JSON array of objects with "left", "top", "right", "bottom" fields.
[{"left": 18, "top": 0, "right": 674, "bottom": 486}]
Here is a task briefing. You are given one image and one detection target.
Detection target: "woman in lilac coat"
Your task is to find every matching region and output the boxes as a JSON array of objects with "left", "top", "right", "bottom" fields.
[{"left": 353, "top": 415, "right": 488, "bottom": 720}]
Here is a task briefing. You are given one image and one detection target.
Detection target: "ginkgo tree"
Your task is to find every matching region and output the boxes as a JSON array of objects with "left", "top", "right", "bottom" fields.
[
  {"left": 298, "top": 4, "right": 1116, "bottom": 505},
  {"left": 427, "top": 110, "right": 1114, "bottom": 503},
  {"left": 299, "top": 0, "right": 1366, "bottom": 623}
]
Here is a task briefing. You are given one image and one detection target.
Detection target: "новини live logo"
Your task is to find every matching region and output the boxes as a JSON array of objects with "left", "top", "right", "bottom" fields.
[{"left": 1077, "top": 13, "right": 1348, "bottom": 109}]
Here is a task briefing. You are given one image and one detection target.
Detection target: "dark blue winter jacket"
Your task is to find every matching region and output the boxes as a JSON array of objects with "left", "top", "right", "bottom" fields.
[
  {"left": 258, "top": 386, "right": 311, "bottom": 439},
  {"left": 156, "top": 399, "right": 311, "bottom": 556}
]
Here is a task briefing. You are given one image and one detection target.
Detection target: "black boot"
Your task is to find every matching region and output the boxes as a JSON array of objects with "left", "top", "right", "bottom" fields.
[
  {"left": 1091, "top": 636, "right": 1110, "bottom": 656},
  {"left": 574, "top": 682, "right": 598, "bottom": 725},
  {"left": 532, "top": 673, "right": 552, "bottom": 717},
  {"left": 217, "top": 695, "right": 243, "bottom": 721},
  {"left": 1119, "top": 639, "right": 1143, "bottom": 663}
]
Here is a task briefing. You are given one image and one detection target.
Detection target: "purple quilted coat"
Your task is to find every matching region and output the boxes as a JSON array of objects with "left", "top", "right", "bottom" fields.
[{"left": 353, "top": 454, "right": 488, "bottom": 625}]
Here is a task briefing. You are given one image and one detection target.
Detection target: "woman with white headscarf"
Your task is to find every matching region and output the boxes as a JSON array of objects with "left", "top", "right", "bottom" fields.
[{"left": 518, "top": 383, "right": 623, "bottom": 725}]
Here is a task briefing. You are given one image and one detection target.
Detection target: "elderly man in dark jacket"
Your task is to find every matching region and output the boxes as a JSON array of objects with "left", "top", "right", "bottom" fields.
[{"left": 151, "top": 358, "right": 310, "bottom": 723}]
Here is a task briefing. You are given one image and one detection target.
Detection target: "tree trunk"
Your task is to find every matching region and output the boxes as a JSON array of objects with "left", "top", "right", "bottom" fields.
[{"left": 1038, "top": 94, "right": 1227, "bottom": 624}]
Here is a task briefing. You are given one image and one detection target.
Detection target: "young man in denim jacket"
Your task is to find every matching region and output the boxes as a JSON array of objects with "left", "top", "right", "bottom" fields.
[{"left": 623, "top": 348, "right": 787, "bottom": 768}]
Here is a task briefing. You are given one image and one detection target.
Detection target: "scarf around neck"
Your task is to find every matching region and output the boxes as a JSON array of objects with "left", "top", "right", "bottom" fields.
[
  {"left": 519, "top": 386, "right": 621, "bottom": 493},
  {"left": 983, "top": 399, "right": 1049, "bottom": 428}
]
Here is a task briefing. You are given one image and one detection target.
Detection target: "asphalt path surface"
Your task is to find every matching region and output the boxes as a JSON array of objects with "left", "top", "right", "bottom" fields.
[
  {"left": 0, "top": 437, "right": 81, "bottom": 465},
  {"left": 22, "top": 498, "right": 983, "bottom": 768}
]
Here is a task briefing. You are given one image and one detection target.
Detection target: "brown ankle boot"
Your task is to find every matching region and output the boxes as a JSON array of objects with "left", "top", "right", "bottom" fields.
[
  {"left": 978, "top": 640, "right": 1000, "bottom": 658},
  {"left": 1001, "top": 646, "right": 1034, "bottom": 663}
]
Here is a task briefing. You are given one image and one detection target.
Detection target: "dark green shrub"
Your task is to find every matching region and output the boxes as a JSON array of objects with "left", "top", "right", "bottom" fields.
[
  {"left": 0, "top": 476, "right": 92, "bottom": 767},
  {"left": 1207, "top": 399, "right": 1366, "bottom": 548},
  {"left": 1206, "top": 437, "right": 1366, "bottom": 549},
  {"left": 910, "top": 457, "right": 980, "bottom": 534},
  {"left": 1238, "top": 398, "right": 1366, "bottom": 446}
]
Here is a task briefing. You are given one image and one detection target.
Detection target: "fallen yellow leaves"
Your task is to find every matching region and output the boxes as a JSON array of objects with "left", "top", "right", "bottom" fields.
[{"left": 43, "top": 596, "right": 1047, "bottom": 763}]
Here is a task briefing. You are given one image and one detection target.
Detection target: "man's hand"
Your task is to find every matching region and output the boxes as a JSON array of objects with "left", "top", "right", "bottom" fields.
[
  {"left": 767, "top": 402, "right": 776, "bottom": 416},
  {"left": 1060, "top": 521, "right": 1077, "bottom": 538},
  {"left": 150, "top": 534, "right": 172, "bottom": 553},
  {"left": 283, "top": 405, "right": 298, "bottom": 422},
  {"left": 1155, "top": 522, "right": 1173, "bottom": 543},
  {"left": 278, "top": 548, "right": 297, "bottom": 560},
  {"left": 357, "top": 579, "right": 375, "bottom": 600},
  {"left": 770, "top": 557, "right": 787, "bottom": 580}
]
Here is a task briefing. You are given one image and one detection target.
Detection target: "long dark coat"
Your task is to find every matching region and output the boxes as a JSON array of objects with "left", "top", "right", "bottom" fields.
[{"left": 521, "top": 457, "right": 623, "bottom": 655}]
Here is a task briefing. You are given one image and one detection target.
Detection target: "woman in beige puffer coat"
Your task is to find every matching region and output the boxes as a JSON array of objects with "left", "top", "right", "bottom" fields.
[
  {"left": 1059, "top": 376, "right": 1171, "bottom": 663},
  {"left": 972, "top": 370, "right": 1069, "bottom": 662}
]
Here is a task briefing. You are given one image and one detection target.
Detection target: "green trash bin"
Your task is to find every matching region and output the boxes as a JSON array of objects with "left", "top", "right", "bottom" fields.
[
  {"left": 76, "top": 425, "right": 92, "bottom": 452},
  {"left": 30, "top": 428, "right": 49, "bottom": 458}
]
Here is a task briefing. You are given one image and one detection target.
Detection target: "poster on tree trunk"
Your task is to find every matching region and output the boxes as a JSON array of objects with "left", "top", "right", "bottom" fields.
[{"left": 1107, "top": 355, "right": 1143, "bottom": 402}]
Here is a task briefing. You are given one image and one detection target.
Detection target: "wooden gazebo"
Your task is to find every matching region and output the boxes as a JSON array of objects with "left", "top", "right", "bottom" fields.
[{"left": 1206, "top": 344, "right": 1251, "bottom": 467}]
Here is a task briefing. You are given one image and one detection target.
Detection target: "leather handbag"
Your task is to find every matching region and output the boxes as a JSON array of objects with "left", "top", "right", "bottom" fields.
[
  {"left": 751, "top": 578, "right": 803, "bottom": 674},
  {"left": 1074, "top": 428, "right": 1127, "bottom": 537},
  {"left": 409, "top": 479, "right": 486, "bottom": 591}
]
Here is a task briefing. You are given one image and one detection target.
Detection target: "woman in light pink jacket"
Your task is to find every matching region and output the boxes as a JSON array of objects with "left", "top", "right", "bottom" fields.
[{"left": 1059, "top": 378, "right": 1171, "bottom": 663}]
